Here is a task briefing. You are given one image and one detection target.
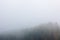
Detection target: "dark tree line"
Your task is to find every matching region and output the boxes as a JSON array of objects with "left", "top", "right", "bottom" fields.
[{"left": 0, "top": 23, "right": 60, "bottom": 40}]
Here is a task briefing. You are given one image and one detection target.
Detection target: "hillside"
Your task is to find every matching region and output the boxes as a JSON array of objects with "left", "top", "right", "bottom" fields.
[{"left": 0, "top": 22, "right": 60, "bottom": 40}]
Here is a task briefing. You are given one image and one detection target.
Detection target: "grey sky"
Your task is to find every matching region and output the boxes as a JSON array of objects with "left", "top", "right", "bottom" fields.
[{"left": 0, "top": 0, "right": 60, "bottom": 33}]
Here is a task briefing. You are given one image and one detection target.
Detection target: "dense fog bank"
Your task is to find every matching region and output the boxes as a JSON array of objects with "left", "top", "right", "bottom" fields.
[{"left": 0, "top": 22, "right": 60, "bottom": 40}]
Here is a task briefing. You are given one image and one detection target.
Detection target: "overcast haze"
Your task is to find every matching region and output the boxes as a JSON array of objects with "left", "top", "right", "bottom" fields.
[{"left": 0, "top": 0, "right": 60, "bottom": 33}]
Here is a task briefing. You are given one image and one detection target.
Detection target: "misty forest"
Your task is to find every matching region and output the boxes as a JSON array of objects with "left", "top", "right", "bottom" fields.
[
  {"left": 0, "top": 22, "right": 60, "bottom": 40},
  {"left": 0, "top": 0, "right": 60, "bottom": 40}
]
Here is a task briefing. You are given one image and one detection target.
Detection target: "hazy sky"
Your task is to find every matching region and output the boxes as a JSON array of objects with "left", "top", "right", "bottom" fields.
[{"left": 0, "top": 0, "right": 60, "bottom": 33}]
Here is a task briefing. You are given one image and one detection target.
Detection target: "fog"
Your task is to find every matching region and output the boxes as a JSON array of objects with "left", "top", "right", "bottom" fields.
[{"left": 0, "top": 0, "right": 60, "bottom": 33}]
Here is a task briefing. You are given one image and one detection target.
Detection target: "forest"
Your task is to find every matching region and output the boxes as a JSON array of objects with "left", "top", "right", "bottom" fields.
[{"left": 0, "top": 22, "right": 60, "bottom": 40}]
